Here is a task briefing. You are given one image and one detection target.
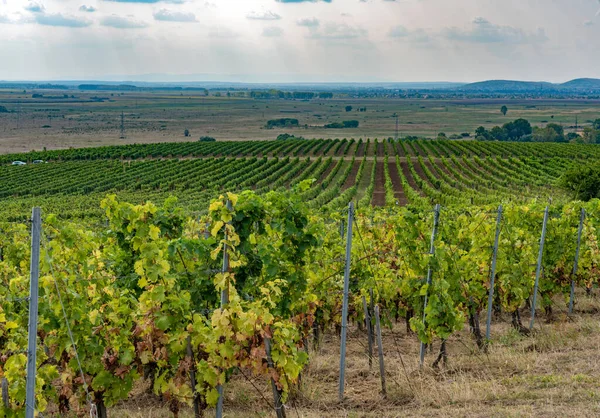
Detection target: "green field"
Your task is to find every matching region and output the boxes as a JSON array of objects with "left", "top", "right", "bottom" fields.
[{"left": 0, "top": 139, "right": 593, "bottom": 220}]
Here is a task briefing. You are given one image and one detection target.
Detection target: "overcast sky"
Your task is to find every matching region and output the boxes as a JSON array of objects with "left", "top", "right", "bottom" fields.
[{"left": 1, "top": 0, "right": 599, "bottom": 82}]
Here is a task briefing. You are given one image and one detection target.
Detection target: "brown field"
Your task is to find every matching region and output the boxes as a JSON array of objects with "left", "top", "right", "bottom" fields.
[{"left": 1, "top": 88, "right": 600, "bottom": 154}]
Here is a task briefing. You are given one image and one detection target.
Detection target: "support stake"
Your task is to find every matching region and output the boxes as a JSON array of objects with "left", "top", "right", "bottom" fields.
[
  {"left": 362, "top": 295, "right": 373, "bottom": 368},
  {"left": 374, "top": 306, "right": 387, "bottom": 397},
  {"left": 419, "top": 204, "right": 440, "bottom": 367},
  {"left": 25, "top": 207, "right": 41, "bottom": 418},
  {"left": 530, "top": 206, "right": 549, "bottom": 330},
  {"left": 216, "top": 201, "right": 232, "bottom": 418},
  {"left": 338, "top": 202, "right": 354, "bottom": 402},
  {"left": 485, "top": 205, "right": 503, "bottom": 341},
  {"left": 569, "top": 208, "right": 585, "bottom": 315}
]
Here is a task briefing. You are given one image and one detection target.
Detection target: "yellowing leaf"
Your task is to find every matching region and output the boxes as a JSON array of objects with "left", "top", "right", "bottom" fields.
[{"left": 211, "top": 221, "right": 224, "bottom": 237}]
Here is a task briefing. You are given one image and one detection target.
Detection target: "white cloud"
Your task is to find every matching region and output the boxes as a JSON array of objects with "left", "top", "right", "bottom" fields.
[
  {"left": 297, "top": 17, "right": 319, "bottom": 27},
  {"left": 36, "top": 13, "right": 92, "bottom": 27},
  {"left": 389, "top": 25, "right": 430, "bottom": 43},
  {"left": 208, "top": 27, "right": 239, "bottom": 38},
  {"left": 308, "top": 23, "right": 367, "bottom": 40},
  {"left": 154, "top": 9, "right": 196, "bottom": 22},
  {"left": 263, "top": 26, "right": 283, "bottom": 37},
  {"left": 100, "top": 15, "right": 147, "bottom": 29},
  {"left": 79, "top": 5, "right": 97, "bottom": 12},
  {"left": 246, "top": 11, "right": 281, "bottom": 21},
  {"left": 24, "top": 2, "right": 45, "bottom": 13},
  {"left": 442, "top": 17, "right": 547, "bottom": 44}
]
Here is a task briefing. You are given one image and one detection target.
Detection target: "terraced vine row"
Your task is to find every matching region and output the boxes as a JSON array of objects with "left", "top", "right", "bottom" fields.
[{"left": 0, "top": 140, "right": 593, "bottom": 220}]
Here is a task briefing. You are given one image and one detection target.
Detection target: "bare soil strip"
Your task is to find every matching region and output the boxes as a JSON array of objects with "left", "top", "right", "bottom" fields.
[
  {"left": 400, "top": 161, "right": 423, "bottom": 195},
  {"left": 342, "top": 160, "right": 360, "bottom": 191},
  {"left": 371, "top": 161, "right": 386, "bottom": 206},
  {"left": 388, "top": 161, "right": 409, "bottom": 205}
]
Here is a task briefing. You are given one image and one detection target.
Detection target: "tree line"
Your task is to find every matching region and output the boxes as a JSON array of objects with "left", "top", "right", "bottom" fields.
[{"left": 475, "top": 118, "right": 600, "bottom": 143}]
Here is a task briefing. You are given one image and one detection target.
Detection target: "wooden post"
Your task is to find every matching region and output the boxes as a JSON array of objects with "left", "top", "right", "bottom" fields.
[{"left": 265, "top": 338, "right": 286, "bottom": 418}]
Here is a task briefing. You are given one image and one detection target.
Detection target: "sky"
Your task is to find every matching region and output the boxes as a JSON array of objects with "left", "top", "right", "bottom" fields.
[{"left": 1, "top": 0, "right": 600, "bottom": 83}]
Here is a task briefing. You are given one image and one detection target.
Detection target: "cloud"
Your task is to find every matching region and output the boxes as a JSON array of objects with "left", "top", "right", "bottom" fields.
[
  {"left": 24, "top": 2, "right": 45, "bottom": 13},
  {"left": 246, "top": 11, "right": 281, "bottom": 20},
  {"left": 208, "top": 27, "right": 239, "bottom": 38},
  {"left": 103, "top": 0, "right": 185, "bottom": 4},
  {"left": 276, "top": 0, "right": 332, "bottom": 3},
  {"left": 442, "top": 17, "right": 547, "bottom": 44},
  {"left": 308, "top": 23, "right": 366, "bottom": 40},
  {"left": 263, "top": 26, "right": 283, "bottom": 37},
  {"left": 154, "top": 9, "right": 196, "bottom": 22},
  {"left": 389, "top": 25, "right": 430, "bottom": 43},
  {"left": 297, "top": 17, "right": 319, "bottom": 27},
  {"left": 100, "top": 15, "right": 147, "bottom": 28},
  {"left": 36, "top": 13, "right": 92, "bottom": 27},
  {"left": 584, "top": 20, "right": 594, "bottom": 27},
  {"left": 0, "top": 13, "right": 35, "bottom": 24},
  {"left": 79, "top": 5, "right": 97, "bottom": 12}
]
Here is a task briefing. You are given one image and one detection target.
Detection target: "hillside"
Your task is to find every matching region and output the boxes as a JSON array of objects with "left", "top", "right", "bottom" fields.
[
  {"left": 560, "top": 78, "right": 600, "bottom": 91},
  {"left": 459, "top": 78, "right": 600, "bottom": 93}
]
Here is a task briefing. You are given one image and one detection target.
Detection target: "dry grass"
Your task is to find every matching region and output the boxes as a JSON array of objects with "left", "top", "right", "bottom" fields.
[{"left": 102, "top": 292, "right": 600, "bottom": 417}]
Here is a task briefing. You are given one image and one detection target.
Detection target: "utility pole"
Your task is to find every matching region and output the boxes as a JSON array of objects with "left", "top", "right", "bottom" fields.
[{"left": 120, "top": 111, "right": 125, "bottom": 139}]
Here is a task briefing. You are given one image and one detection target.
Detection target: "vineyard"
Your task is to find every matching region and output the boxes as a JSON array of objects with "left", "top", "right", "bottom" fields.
[
  {"left": 0, "top": 138, "right": 593, "bottom": 220},
  {"left": 2, "top": 140, "right": 600, "bottom": 417}
]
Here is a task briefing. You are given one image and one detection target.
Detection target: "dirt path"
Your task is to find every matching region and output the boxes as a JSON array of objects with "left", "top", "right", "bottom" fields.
[
  {"left": 412, "top": 159, "right": 435, "bottom": 188},
  {"left": 356, "top": 141, "right": 365, "bottom": 157},
  {"left": 342, "top": 160, "right": 360, "bottom": 190},
  {"left": 371, "top": 161, "right": 386, "bottom": 206},
  {"left": 400, "top": 160, "right": 424, "bottom": 195},
  {"left": 316, "top": 160, "right": 336, "bottom": 184},
  {"left": 388, "top": 161, "right": 409, "bottom": 205}
]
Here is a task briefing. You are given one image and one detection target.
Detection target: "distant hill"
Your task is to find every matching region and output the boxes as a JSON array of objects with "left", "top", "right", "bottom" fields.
[
  {"left": 560, "top": 78, "right": 600, "bottom": 91},
  {"left": 459, "top": 78, "right": 600, "bottom": 93}
]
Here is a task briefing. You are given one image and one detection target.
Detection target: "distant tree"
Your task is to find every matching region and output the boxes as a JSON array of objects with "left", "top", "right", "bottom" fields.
[
  {"left": 582, "top": 127, "right": 600, "bottom": 144},
  {"left": 438, "top": 132, "right": 447, "bottom": 138},
  {"left": 501, "top": 105, "right": 508, "bottom": 116},
  {"left": 490, "top": 126, "right": 507, "bottom": 141},
  {"left": 566, "top": 132, "right": 580, "bottom": 142},
  {"left": 593, "top": 118, "right": 600, "bottom": 130},
  {"left": 184, "top": 129, "right": 190, "bottom": 137},
  {"left": 345, "top": 105, "right": 353, "bottom": 112},
  {"left": 531, "top": 124, "right": 565, "bottom": 142},
  {"left": 561, "top": 164, "right": 600, "bottom": 201},
  {"left": 199, "top": 136, "right": 216, "bottom": 142},
  {"left": 502, "top": 118, "right": 532, "bottom": 141},
  {"left": 266, "top": 118, "right": 299, "bottom": 129},
  {"left": 0, "top": 105, "right": 8, "bottom": 113}
]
